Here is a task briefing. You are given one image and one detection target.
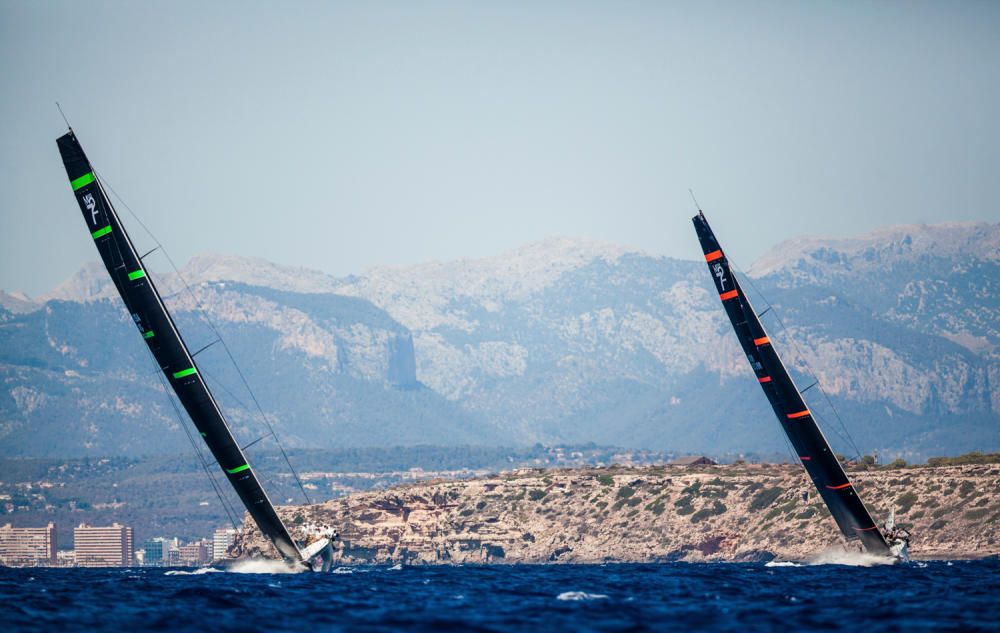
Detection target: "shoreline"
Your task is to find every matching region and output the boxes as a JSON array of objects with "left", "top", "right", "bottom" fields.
[{"left": 232, "top": 462, "right": 1000, "bottom": 565}]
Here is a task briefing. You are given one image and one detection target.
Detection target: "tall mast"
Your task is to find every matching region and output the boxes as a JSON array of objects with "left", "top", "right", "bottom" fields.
[
  {"left": 692, "top": 210, "right": 889, "bottom": 555},
  {"left": 57, "top": 130, "right": 303, "bottom": 565}
]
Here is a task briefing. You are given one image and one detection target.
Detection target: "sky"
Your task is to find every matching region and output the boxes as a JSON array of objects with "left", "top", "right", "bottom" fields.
[{"left": 1, "top": 1, "right": 998, "bottom": 296}]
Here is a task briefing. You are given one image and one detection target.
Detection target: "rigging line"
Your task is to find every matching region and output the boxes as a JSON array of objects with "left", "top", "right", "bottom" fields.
[
  {"left": 55, "top": 102, "right": 71, "bottom": 130},
  {"left": 728, "top": 258, "right": 867, "bottom": 463},
  {"left": 98, "top": 174, "right": 313, "bottom": 505},
  {"left": 688, "top": 189, "right": 701, "bottom": 211},
  {"left": 201, "top": 431, "right": 271, "bottom": 469},
  {"left": 778, "top": 428, "right": 800, "bottom": 467},
  {"left": 190, "top": 338, "right": 221, "bottom": 358},
  {"left": 93, "top": 173, "right": 267, "bottom": 505},
  {"left": 142, "top": 346, "right": 240, "bottom": 529},
  {"left": 83, "top": 166, "right": 253, "bottom": 525},
  {"left": 195, "top": 364, "right": 283, "bottom": 495}
]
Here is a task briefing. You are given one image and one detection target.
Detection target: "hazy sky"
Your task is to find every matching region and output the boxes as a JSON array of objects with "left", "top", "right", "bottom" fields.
[{"left": 2, "top": 1, "right": 998, "bottom": 296}]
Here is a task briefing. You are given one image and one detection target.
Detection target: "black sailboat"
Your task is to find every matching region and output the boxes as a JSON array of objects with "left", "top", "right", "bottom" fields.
[
  {"left": 57, "top": 130, "right": 324, "bottom": 568},
  {"left": 692, "top": 210, "right": 899, "bottom": 558}
]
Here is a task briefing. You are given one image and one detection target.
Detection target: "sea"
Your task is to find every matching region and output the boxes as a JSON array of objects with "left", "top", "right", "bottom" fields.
[{"left": 2, "top": 559, "right": 998, "bottom": 632}]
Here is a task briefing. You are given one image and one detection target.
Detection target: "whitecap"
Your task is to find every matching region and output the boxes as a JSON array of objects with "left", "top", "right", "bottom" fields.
[
  {"left": 164, "top": 567, "right": 223, "bottom": 575},
  {"left": 557, "top": 591, "right": 609, "bottom": 601},
  {"left": 388, "top": 563, "right": 404, "bottom": 571},
  {"left": 332, "top": 567, "right": 354, "bottom": 574},
  {"left": 765, "top": 561, "right": 802, "bottom": 568}
]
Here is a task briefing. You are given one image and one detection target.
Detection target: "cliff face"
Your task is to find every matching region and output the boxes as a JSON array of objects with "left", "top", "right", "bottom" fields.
[
  {"left": 4, "top": 223, "right": 1000, "bottom": 458},
  {"left": 233, "top": 464, "right": 1000, "bottom": 563}
]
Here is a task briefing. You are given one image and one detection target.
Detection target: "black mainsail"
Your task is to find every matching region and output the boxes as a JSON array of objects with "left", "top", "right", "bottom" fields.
[
  {"left": 57, "top": 130, "right": 304, "bottom": 565},
  {"left": 692, "top": 210, "right": 890, "bottom": 555}
]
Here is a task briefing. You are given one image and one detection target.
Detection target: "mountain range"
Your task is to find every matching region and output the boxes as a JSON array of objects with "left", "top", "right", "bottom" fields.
[{"left": 2, "top": 221, "right": 997, "bottom": 461}]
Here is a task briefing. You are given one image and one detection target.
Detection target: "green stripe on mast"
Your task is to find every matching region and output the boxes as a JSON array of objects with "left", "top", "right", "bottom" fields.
[
  {"left": 226, "top": 464, "right": 250, "bottom": 474},
  {"left": 91, "top": 225, "right": 112, "bottom": 239},
  {"left": 172, "top": 367, "right": 197, "bottom": 379},
  {"left": 71, "top": 172, "right": 95, "bottom": 190}
]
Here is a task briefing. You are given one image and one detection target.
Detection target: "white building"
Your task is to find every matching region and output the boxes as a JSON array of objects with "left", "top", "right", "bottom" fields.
[{"left": 213, "top": 528, "right": 237, "bottom": 561}]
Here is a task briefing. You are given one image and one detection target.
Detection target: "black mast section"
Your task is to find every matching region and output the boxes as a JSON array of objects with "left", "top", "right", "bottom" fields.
[
  {"left": 57, "top": 131, "right": 303, "bottom": 565},
  {"left": 692, "top": 211, "right": 889, "bottom": 555}
]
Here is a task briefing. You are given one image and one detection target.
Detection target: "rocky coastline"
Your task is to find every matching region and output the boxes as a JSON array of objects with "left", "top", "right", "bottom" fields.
[{"left": 232, "top": 463, "right": 1000, "bottom": 564}]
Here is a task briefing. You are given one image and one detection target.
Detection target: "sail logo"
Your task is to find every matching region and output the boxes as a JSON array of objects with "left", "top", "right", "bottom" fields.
[
  {"left": 82, "top": 193, "right": 98, "bottom": 225},
  {"left": 712, "top": 262, "right": 728, "bottom": 289}
]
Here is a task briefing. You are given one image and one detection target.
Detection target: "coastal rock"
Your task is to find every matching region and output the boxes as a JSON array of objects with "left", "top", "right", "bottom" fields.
[{"left": 232, "top": 463, "right": 1000, "bottom": 564}]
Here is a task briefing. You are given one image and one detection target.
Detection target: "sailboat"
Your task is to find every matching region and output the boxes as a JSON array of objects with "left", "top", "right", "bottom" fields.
[
  {"left": 57, "top": 129, "right": 333, "bottom": 571},
  {"left": 692, "top": 210, "right": 909, "bottom": 561}
]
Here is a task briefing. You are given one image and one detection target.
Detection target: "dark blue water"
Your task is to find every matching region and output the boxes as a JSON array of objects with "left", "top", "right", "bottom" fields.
[{"left": 3, "top": 560, "right": 999, "bottom": 632}]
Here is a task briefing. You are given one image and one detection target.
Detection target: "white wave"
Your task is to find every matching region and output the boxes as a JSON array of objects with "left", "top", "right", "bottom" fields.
[
  {"left": 388, "top": 563, "right": 404, "bottom": 571},
  {"left": 557, "top": 591, "right": 609, "bottom": 601},
  {"left": 765, "top": 561, "right": 802, "bottom": 568},
  {"left": 332, "top": 567, "right": 354, "bottom": 574},
  {"left": 808, "top": 547, "right": 895, "bottom": 567},
  {"left": 227, "top": 559, "right": 304, "bottom": 574},
  {"left": 164, "top": 567, "right": 224, "bottom": 576}
]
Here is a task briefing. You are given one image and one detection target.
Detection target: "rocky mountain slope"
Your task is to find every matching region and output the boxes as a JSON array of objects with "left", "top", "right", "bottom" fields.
[
  {"left": 2, "top": 222, "right": 998, "bottom": 458},
  {"left": 0, "top": 280, "right": 493, "bottom": 456},
  {"left": 233, "top": 462, "right": 1000, "bottom": 563}
]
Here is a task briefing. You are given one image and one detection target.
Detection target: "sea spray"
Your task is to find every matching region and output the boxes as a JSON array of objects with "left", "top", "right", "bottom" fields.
[
  {"left": 228, "top": 558, "right": 304, "bottom": 574},
  {"left": 808, "top": 547, "right": 895, "bottom": 567},
  {"left": 164, "top": 567, "right": 224, "bottom": 575}
]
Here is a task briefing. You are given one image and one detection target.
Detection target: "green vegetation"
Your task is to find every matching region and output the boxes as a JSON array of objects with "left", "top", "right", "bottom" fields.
[
  {"left": 765, "top": 499, "right": 799, "bottom": 521},
  {"left": 645, "top": 500, "right": 666, "bottom": 516},
  {"left": 958, "top": 481, "right": 977, "bottom": 498},
  {"left": 528, "top": 489, "right": 547, "bottom": 501},
  {"left": 749, "top": 487, "right": 784, "bottom": 511},
  {"left": 681, "top": 481, "right": 702, "bottom": 496},
  {"left": 795, "top": 507, "right": 816, "bottom": 520},
  {"left": 896, "top": 491, "right": 919, "bottom": 514},
  {"left": 691, "top": 501, "right": 727, "bottom": 523},
  {"left": 930, "top": 519, "right": 948, "bottom": 530},
  {"left": 674, "top": 496, "right": 695, "bottom": 515},
  {"left": 926, "top": 452, "right": 1000, "bottom": 467},
  {"left": 613, "top": 496, "right": 642, "bottom": 511},
  {"left": 597, "top": 475, "right": 615, "bottom": 486},
  {"left": 617, "top": 486, "right": 636, "bottom": 499}
]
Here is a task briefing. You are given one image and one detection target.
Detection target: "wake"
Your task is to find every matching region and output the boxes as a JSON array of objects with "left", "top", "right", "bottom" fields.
[
  {"left": 764, "top": 547, "right": 896, "bottom": 568},
  {"left": 808, "top": 547, "right": 896, "bottom": 567}
]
